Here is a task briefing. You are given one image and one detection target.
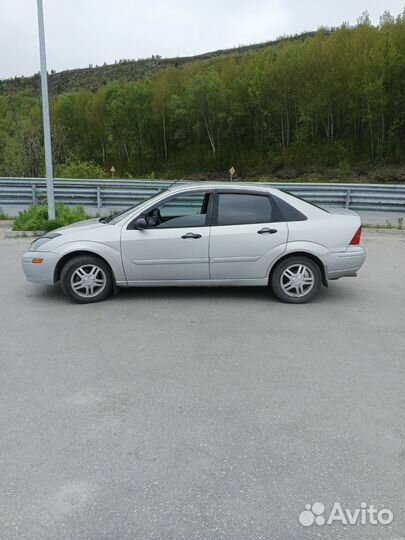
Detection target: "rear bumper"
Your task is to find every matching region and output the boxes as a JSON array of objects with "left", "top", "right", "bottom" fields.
[
  {"left": 324, "top": 246, "right": 366, "bottom": 279},
  {"left": 21, "top": 251, "right": 61, "bottom": 284}
]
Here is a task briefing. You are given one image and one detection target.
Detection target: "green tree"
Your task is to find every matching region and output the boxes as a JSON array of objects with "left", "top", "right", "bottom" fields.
[{"left": 185, "top": 70, "right": 227, "bottom": 157}]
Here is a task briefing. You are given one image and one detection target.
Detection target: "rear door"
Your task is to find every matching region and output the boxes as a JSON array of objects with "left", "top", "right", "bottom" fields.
[{"left": 209, "top": 191, "right": 288, "bottom": 280}]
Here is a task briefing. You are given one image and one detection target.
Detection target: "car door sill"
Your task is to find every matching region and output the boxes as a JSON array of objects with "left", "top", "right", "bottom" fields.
[{"left": 122, "top": 278, "right": 267, "bottom": 287}]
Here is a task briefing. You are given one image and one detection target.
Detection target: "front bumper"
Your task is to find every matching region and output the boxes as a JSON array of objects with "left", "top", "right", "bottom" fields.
[
  {"left": 324, "top": 246, "right": 366, "bottom": 279},
  {"left": 22, "top": 251, "right": 61, "bottom": 284}
]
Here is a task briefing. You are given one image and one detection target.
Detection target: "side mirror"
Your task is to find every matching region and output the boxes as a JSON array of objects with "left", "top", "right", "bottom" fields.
[{"left": 134, "top": 217, "right": 147, "bottom": 230}]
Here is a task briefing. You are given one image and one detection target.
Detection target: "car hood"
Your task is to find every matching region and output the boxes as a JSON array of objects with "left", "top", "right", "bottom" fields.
[{"left": 55, "top": 218, "right": 107, "bottom": 233}]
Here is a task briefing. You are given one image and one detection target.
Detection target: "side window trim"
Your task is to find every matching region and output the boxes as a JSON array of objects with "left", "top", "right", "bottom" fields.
[
  {"left": 127, "top": 190, "right": 214, "bottom": 230},
  {"left": 212, "top": 191, "right": 283, "bottom": 226}
]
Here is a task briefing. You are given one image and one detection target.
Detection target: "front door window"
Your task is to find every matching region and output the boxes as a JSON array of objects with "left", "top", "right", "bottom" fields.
[{"left": 145, "top": 193, "right": 210, "bottom": 228}]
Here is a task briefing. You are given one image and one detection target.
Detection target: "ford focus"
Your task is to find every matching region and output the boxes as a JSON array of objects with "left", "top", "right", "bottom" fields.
[{"left": 22, "top": 184, "right": 366, "bottom": 304}]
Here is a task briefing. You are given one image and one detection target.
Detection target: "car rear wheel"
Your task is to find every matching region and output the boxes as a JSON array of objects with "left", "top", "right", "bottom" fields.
[
  {"left": 60, "top": 255, "right": 113, "bottom": 304},
  {"left": 271, "top": 256, "right": 322, "bottom": 304}
]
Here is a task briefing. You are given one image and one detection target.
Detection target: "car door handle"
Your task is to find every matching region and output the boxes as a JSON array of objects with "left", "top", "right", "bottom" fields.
[
  {"left": 257, "top": 228, "right": 278, "bottom": 234},
  {"left": 181, "top": 232, "right": 202, "bottom": 239}
]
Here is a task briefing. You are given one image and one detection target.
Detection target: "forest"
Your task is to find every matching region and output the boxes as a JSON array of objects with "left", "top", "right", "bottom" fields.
[{"left": 0, "top": 11, "right": 404, "bottom": 181}]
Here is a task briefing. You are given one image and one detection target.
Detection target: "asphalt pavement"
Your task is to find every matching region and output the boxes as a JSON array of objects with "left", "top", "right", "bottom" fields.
[{"left": 0, "top": 231, "right": 404, "bottom": 540}]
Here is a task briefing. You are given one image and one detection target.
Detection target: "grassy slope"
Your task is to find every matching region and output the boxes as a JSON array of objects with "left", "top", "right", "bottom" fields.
[
  {"left": 0, "top": 30, "right": 403, "bottom": 183},
  {"left": 0, "top": 31, "right": 320, "bottom": 95}
]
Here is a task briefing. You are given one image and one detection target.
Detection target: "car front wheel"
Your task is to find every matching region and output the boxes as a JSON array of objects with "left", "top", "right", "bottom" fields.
[
  {"left": 271, "top": 256, "right": 322, "bottom": 304},
  {"left": 60, "top": 255, "right": 113, "bottom": 304}
]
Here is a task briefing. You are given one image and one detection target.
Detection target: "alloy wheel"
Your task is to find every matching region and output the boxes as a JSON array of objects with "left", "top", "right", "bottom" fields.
[
  {"left": 70, "top": 264, "right": 107, "bottom": 299},
  {"left": 280, "top": 264, "right": 315, "bottom": 298}
]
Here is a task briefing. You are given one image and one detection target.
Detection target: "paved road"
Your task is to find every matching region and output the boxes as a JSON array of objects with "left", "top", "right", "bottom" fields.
[{"left": 0, "top": 232, "right": 404, "bottom": 540}]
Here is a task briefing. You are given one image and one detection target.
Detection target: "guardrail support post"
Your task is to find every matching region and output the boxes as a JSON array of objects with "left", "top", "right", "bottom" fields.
[
  {"left": 97, "top": 187, "right": 102, "bottom": 211},
  {"left": 345, "top": 189, "right": 351, "bottom": 209},
  {"left": 32, "top": 184, "right": 38, "bottom": 205}
]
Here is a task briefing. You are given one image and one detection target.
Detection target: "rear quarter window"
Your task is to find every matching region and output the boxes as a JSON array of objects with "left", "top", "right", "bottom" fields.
[{"left": 272, "top": 195, "right": 308, "bottom": 222}]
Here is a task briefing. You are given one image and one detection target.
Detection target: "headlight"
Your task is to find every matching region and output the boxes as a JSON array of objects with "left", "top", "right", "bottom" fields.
[{"left": 29, "top": 232, "right": 62, "bottom": 251}]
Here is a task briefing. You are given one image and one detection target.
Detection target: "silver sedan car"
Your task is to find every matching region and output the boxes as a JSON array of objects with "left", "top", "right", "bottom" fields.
[{"left": 22, "top": 184, "right": 366, "bottom": 304}]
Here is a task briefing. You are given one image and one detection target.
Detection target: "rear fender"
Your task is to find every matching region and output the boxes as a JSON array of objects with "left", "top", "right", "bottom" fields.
[{"left": 267, "top": 241, "right": 330, "bottom": 286}]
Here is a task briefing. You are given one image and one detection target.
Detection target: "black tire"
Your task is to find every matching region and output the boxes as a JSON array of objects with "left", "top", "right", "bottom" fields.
[
  {"left": 270, "top": 256, "right": 322, "bottom": 304},
  {"left": 60, "top": 255, "right": 113, "bottom": 304}
]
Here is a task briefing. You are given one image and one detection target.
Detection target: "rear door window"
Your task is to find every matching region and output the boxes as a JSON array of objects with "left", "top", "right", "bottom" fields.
[{"left": 216, "top": 194, "right": 274, "bottom": 226}]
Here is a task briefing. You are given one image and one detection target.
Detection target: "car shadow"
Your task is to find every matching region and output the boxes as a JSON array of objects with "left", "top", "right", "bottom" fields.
[
  {"left": 25, "top": 281, "right": 354, "bottom": 306},
  {"left": 112, "top": 280, "right": 358, "bottom": 305},
  {"left": 115, "top": 286, "right": 340, "bottom": 306},
  {"left": 113, "top": 285, "right": 275, "bottom": 303},
  {"left": 25, "top": 283, "right": 66, "bottom": 303}
]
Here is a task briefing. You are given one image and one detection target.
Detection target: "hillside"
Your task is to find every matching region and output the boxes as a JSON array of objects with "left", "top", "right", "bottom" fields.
[
  {"left": 0, "top": 31, "right": 321, "bottom": 95},
  {"left": 0, "top": 14, "right": 404, "bottom": 182}
]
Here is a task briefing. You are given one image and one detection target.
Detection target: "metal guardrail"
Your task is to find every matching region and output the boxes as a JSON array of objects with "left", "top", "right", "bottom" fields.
[{"left": 0, "top": 178, "right": 404, "bottom": 213}]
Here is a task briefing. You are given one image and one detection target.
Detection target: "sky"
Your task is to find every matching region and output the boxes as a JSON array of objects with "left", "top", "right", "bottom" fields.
[{"left": 0, "top": 0, "right": 403, "bottom": 79}]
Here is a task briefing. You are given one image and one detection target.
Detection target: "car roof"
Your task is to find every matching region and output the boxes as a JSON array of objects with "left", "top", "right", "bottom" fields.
[{"left": 168, "top": 182, "right": 275, "bottom": 194}]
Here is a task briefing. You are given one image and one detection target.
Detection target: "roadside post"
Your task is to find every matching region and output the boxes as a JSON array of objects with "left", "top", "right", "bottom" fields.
[{"left": 36, "top": 0, "right": 55, "bottom": 219}]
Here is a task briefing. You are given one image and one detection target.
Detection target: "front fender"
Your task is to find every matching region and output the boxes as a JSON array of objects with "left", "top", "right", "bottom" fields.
[{"left": 53, "top": 241, "right": 127, "bottom": 283}]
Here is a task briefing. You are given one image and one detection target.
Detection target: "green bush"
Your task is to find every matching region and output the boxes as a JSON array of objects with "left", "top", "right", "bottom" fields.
[
  {"left": 56, "top": 159, "right": 108, "bottom": 179},
  {"left": 13, "top": 203, "right": 88, "bottom": 232},
  {"left": 0, "top": 207, "right": 10, "bottom": 220}
]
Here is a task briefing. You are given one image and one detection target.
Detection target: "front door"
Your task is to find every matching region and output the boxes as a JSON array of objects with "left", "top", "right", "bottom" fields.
[
  {"left": 209, "top": 191, "right": 288, "bottom": 280},
  {"left": 121, "top": 191, "right": 212, "bottom": 283}
]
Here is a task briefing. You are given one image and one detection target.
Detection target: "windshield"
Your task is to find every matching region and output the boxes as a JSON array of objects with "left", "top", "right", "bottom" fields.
[{"left": 101, "top": 189, "right": 169, "bottom": 224}]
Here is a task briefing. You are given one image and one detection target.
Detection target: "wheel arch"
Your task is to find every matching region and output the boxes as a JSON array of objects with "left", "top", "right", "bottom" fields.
[
  {"left": 269, "top": 251, "right": 328, "bottom": 287},
  {"left": 54, "top": 250, "right": 116, "bottom": 284}
]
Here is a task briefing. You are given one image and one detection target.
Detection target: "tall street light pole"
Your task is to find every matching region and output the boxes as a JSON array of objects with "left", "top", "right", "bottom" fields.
[{"left": 36, "top": 0, "right": 55, "bottom": 219}]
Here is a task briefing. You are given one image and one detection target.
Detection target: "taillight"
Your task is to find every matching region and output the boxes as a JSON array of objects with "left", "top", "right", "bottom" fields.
[{"left": 350, "top": 226, "right": 362, "bottom": 245}]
